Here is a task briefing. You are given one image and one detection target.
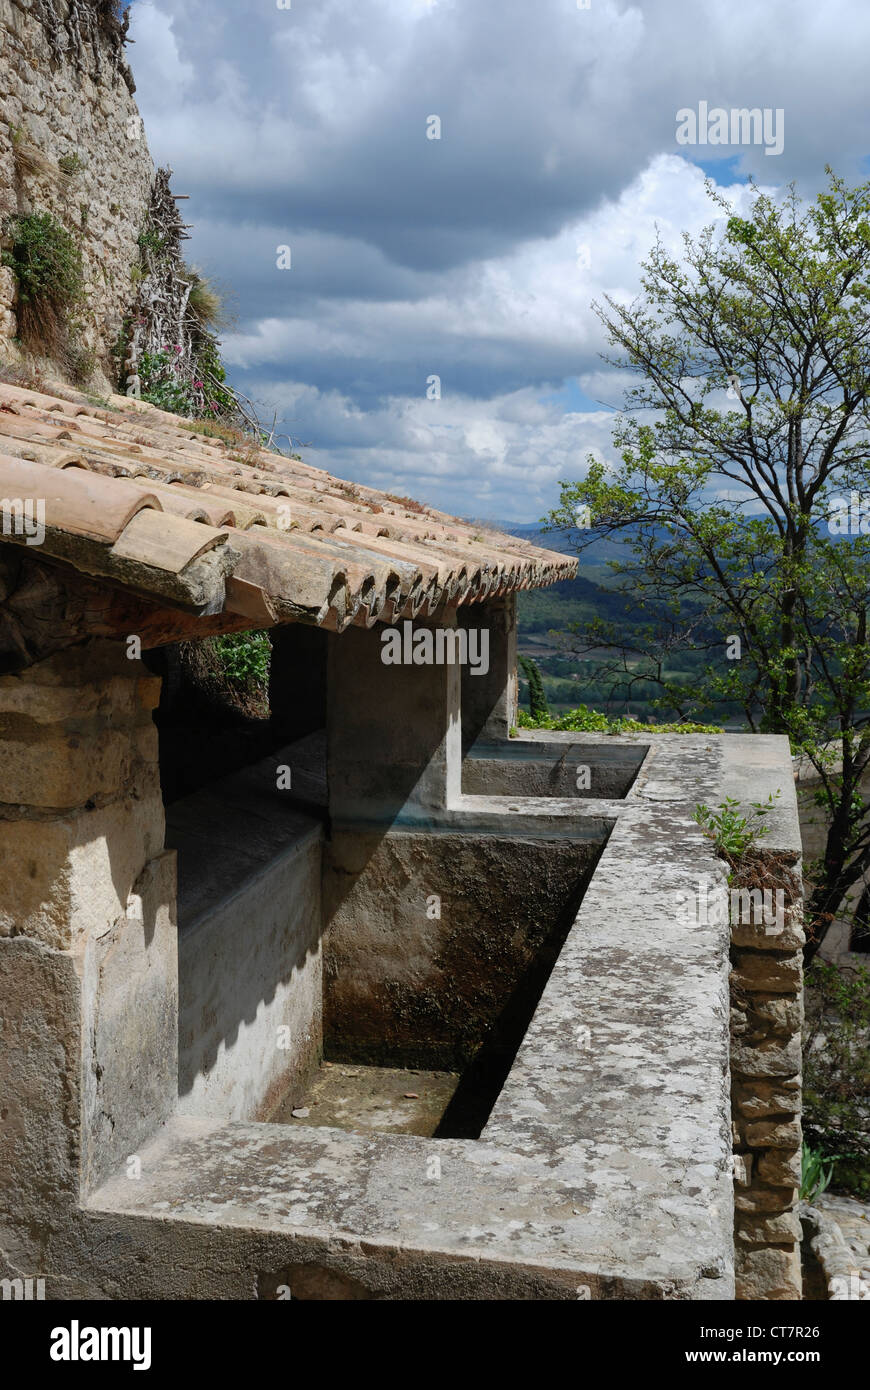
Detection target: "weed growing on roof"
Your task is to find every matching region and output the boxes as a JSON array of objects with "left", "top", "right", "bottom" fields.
[
  {"left": 180, "top": 418, "right": 252, "bottom": 447},
  {"left": 383, "top": 493, "right": 426, "bottom": 514}
]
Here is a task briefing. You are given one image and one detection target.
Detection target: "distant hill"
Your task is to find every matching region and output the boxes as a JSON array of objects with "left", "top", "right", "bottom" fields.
[{"left": 495, "top": 522, "right": 632, "bottom": 565}]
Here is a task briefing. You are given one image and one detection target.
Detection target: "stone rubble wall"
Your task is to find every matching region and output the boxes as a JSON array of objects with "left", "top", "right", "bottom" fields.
[
  {"left": 0, "top": 0, "right": 154, "bottom": 384},
  {"left": 730, "top": 854, "right": 804, "bottom": 1299}
]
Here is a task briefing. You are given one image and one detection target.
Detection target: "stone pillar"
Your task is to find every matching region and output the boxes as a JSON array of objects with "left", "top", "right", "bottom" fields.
[
  {"left": 269, "top": 623, "right": 328, "bottom": 742},
  {"left": 459, "top": 594, "right": 518, "bottom": 751},
  {"left": 326, "top": 610, "right": 461, "bottom": 826},
  {"left": 0, "top": 640, "right": 176, "bottom": 1287},
  {"left": 730, "top": 854, "right": 804, "bottom": 1299}
]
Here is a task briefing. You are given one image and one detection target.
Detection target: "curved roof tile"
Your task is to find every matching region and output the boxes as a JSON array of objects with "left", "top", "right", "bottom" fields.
[{"left": 0, "top": 382, "right": 577, "bottom": 629}]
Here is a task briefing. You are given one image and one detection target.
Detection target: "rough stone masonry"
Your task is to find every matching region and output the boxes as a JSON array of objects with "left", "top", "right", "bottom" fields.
[
  {"left": 0, "top": 0, "right": 154, "bottom": 382},
  {"left": 730, "top": 849, "right": 804, "bottom": 1300}
]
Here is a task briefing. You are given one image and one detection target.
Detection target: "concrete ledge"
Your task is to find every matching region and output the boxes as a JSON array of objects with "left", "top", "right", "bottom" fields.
[{"left": 85, "top": 1112, "right": 731, "bottom": 1299}]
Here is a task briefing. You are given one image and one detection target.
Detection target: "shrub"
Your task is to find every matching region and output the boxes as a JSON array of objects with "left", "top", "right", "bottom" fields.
[
  {"left": 58, "top": 153, "right": 85, "bottom": 176},
  {"left": 1, "top": 211, "right": 84, "bottom": 369},
  {"left": 211, "top": 631, "right": 271, "bottom": 687},
  {"left": 137, "top": 349, "right": 196, "bottom": 416},
  {"left": 518, "top": 702, "right": 723, "bottom": 735},
  {"left": 8, "top": 126, "right": 54, "bottom": 181},
  {"left": 186, "top": 274, "right": 222, "bottom": 327},
  {"left": 193, "top": 336, "right": 237, "bottom": 418},
  {"left": 137, "top": 227, "right": 168, "bottom": 259}
]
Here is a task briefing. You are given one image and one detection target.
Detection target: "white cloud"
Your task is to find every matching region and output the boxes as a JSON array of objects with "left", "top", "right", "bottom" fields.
[
  {"left": 126, "top": 0, "right": 865, "bottom": 518},
  {"left": 214, "top": 157, "right": 764, "bottom": 519}
]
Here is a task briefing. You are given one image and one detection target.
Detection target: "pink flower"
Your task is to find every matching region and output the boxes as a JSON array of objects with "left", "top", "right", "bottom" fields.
[{"left": 192, "top": 380, "right": 203, "bottom": 389}]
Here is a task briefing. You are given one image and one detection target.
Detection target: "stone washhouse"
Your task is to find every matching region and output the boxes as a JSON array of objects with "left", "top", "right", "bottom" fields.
[{"left": 0, "top": 381, "right": 804, "bottom": 1301}]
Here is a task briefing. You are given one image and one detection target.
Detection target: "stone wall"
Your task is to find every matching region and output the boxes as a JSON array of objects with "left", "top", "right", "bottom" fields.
[
  {"left": 0, "top": 637, "right": 176, "bottom": 1291},
  {"left": 0, "top": 0, "right": 154, "bottom": 384},
  {"left": 730, "top": 850, "right": 804, "bottom": 1299}
]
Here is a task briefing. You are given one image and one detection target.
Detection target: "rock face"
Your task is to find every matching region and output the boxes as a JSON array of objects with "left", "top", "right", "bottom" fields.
[
  {"left": 801, "top": 1195, "right": 870, "bottom": 1300},
  {"left": 0, "top": 0, "right": 154, "bottom": 383}
]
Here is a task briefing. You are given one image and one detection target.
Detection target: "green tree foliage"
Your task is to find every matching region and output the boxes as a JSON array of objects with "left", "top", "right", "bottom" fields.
[
  {"left": 519, "top": 655, "right": 549, "bottom": 721},
  {"left": 549, "top": 171, "right": 870, "bottom": 960}
]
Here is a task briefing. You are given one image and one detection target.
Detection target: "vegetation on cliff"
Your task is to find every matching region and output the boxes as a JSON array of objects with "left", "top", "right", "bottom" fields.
[{"left": 1, "top": 208, "right": 90, "bottom": 380}]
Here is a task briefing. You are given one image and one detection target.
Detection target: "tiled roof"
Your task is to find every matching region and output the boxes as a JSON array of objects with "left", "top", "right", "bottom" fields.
[{"left": 0, "top": 382, "right": 577, "bottom": 631}]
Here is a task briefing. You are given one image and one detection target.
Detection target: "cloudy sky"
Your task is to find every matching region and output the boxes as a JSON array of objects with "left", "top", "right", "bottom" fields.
[{"left": 126, "top": 0, "right": 870, "bottom": 521}]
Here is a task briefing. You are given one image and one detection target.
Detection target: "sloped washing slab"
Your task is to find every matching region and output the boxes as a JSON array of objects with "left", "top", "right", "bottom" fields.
[{"left": 461, "top": 738, "right": 648, "bottom": 798}]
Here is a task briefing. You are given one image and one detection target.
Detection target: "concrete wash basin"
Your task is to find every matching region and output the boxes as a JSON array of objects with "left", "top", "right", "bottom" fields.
[
  {"left": 462, "top": 739, "right": 649, "bottom": 798},
  {"left": 165, "top": 742, "right": 609, "bottom": 1138},
  {"left": 1, "top": 599, "right": 804, "bottom": 1300},
  {"left": 79, "top": 731, "right": 800, "bottom": 1300}
]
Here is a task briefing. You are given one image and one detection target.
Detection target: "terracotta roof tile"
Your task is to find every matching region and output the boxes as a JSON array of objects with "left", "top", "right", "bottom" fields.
[{"left": 0, "top": 381, "right": 577, "bottom": 629}]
